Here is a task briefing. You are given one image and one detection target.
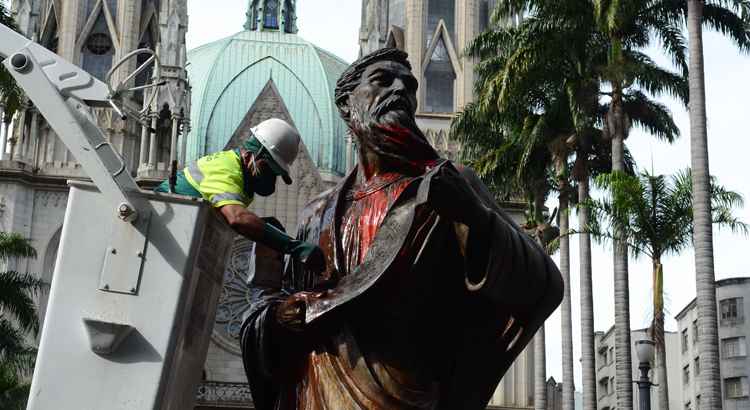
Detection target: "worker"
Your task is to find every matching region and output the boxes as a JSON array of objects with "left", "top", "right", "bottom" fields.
[{"left": 155, "top": 118, "right": 325, "bottom": 274}]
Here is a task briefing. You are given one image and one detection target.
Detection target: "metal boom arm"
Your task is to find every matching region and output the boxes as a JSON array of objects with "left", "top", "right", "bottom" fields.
[{"left": 1, "top": 23, "right": 145, "bottom": 220}]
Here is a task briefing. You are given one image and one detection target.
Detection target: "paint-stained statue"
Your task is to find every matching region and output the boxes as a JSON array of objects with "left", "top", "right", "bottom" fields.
[{"left": 240, "top": 48, "right": 564, "bottom": 410}]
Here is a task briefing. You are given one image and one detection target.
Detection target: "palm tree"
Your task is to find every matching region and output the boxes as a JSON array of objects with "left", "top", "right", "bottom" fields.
[
  {"left": 0, "top": 232, "right": 43, "bottom": 410},
  {"left": 0, "top": 363, "right": 30, "bottom": 410},
  {"left": 685, "top": 2, "right": 750, "bottom": 409},
  {"left": 582, "top": 170, "right": 748, "bottom": 410},
  {"left": 462, "top": 6, "right": 686, "bottom": 409}
]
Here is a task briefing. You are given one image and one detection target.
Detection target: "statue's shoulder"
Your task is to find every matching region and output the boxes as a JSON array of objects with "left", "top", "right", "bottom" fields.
[{"left": 296, "top": 186, "right": 338, "bottom": 229}]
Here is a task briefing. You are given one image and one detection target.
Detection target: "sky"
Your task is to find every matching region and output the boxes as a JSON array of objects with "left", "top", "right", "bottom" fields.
[{"left": 186, "top": 0, "right": 750, "bottom": 391}]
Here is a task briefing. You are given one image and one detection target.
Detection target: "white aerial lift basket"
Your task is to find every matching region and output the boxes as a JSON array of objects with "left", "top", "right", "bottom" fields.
[
  {"left": 0, "top": 22, "right": 235, "bottom": 409},
  {"left": 34, "top": 183, "right": 233, "bottom": 409}
]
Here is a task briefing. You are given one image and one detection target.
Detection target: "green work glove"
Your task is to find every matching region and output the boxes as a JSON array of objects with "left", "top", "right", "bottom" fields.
[{"left": 262, "top": 223, "right": 327, "bottom": 274}]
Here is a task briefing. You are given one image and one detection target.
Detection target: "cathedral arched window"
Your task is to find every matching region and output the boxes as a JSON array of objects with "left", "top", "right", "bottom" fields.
[
  {"left": 41, "top": 8, "right": 59, "bottom": 54},
  {"left": 283, "top": 0, "right": 296, "bottom": 33},
  {"left": 388, "top": 0, "right": 405, "bottom": 30},
  {"left": 425, "top": 0, "right": 455, "bottom": 47},
  {"left": 423, "top": 37, "right": 455, "bottom": 113},
  {"left": 134, "top": 26, "right": 155, "bottom": 104},
  {"left": 81, "top": 12, "right": 114, "bottom": 81},
  {"left": 264, "top": 0, "right": 279, "bottom": 29}
]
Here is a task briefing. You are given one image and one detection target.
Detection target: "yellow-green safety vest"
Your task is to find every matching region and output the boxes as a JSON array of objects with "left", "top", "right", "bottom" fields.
[{"left": 184, "top": 150, "right": 253, "bottom": 208}]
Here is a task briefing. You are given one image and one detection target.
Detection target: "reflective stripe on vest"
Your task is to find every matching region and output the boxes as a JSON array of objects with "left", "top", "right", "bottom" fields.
[
  {"left": 210, "top": 192, "right": 245, "bottom": 205},
  {"left": 186, "top": 161, "right": 204, "bottom": 185}
]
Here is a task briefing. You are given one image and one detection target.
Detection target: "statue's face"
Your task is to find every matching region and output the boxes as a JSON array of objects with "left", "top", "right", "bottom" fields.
[{"left": 349, "top": 60, "right": 419, "bottom": 122}]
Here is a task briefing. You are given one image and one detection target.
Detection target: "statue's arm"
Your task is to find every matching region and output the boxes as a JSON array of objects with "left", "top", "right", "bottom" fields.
[{"left": 452, "top": 165, "right": 563, "bottom": 324}]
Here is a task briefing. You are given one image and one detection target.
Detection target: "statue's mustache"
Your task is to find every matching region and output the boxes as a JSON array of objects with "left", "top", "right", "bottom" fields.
[{"left": 373, "top": 94, "right": 412, "bottom": 118}]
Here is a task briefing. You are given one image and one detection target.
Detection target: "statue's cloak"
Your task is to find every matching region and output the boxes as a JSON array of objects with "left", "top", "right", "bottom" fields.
[{"left": 241, "top": 160, "right": 563, "bottom": 410}]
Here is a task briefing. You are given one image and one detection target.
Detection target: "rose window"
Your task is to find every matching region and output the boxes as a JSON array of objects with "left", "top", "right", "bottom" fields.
[{"left": 212, "top": 237, "right": 256, "bottom": 353}]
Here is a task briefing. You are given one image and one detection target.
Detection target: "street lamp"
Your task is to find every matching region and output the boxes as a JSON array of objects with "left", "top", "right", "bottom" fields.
[{"left": 635, "top": 339, "right": 656, "bottom": 410}]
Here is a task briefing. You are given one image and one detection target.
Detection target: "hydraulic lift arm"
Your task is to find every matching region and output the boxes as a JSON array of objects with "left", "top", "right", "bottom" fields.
[{"left": 0, "top": 22, "right": 158, "bottom": 221}]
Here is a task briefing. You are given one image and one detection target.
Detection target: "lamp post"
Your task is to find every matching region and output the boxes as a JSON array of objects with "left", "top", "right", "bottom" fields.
[{"left": 635, "top": 339, "right": 656, "bottom": 410}]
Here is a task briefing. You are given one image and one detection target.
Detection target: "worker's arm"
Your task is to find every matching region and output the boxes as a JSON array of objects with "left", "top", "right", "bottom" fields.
[
  {"left": 219, "top": 205, "right": 326, "bottom": 274},
  {"left": 220, "top": 204, "right": 265, "bottom": 241}
]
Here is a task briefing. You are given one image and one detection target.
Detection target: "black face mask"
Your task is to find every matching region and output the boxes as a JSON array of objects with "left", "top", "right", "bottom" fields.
[
  {"left": 253, "top": 172, "right": 277, "bottom": 197},
  {"left": 241, "top": 149, "right": 278, "bottom": 197}
]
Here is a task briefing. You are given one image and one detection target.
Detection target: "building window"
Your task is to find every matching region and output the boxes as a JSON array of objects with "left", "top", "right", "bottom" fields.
[
  {"left": 81, "top": 12, "right": 114, "bottom": 81},
  {"left": 423, "top": 37, "right": 455, "bottom": 113},
  {"left": 696, "top": 395, "right": 701, "bottom": 410},
  {"left": 388, "top": 0, "right": 405, "bottom": 29},
  {"left": 692, "top": 320, "right": 698, "bottom": 343},
  {"left": 263, "top": 0, "right": 279, "bottom": 29},
  {"left": 283, "top": 0, "right": 296, "bottom": 32},
  {"left": 609, "top": 347, "right": 614, "bottom": 365},
  {"left": 722, "top": 337, "right": 747, "bottom": 358},
  {"left": 609, "top": 377, "right": 615, "bottom": 395},
  {"left": 599, "top": 378, "right": 609, "bottom": 399},
  {"left": 598, "top": 347, "right": 608, "bottom": 369},
  {"left": 725, "top": 377, "right": 749, "bottom": 399},
  {"left": 694, "top": 357, "right": 700, "bottom": 375},
  {"left": 425, "top": 0, "right": 455, "bottom": 47},
  {"left": 720, "top": 297, "right": 744, "bottom": 325},
  {"left": 685, "top": 401, "right": 691, "bottom": 410},
  {"left": 682, "top": 329, "right": 689, "bottom": 353},
  {"left": 683, "top": 365, "right": 690, "bottom": 385}
]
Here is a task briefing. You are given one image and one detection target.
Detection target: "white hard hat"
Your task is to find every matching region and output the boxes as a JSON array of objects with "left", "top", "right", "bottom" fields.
[{"left": 251, "top": 118, "right": 300, "bottom": 185}]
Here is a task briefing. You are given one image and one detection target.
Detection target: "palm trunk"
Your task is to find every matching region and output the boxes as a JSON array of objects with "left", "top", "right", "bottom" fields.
[
  {"left": 652, "top": 259, "right": 669, "bottom": 410},
  {"left": 534, "top": 325, "right": 547, "bottom": 410},
  {"left": 556, "top": 158, "right": 574, "bottom": 410},
  {"left": 686, "top": 2, "right": 723, "bottom": 409},
  {"left": 609, "top": 88, "right": 634, "bottom": 410},
  {"left": 579, "top": 176, "right": 597, "bottom": 410},
  {"left": 533, "top": 187, "right": 549, "bottom": 410}
]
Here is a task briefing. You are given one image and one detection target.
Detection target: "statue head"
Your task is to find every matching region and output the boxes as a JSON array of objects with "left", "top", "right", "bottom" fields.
[{"left": 335, "top": 48, "right": 438, "bottom": 172}]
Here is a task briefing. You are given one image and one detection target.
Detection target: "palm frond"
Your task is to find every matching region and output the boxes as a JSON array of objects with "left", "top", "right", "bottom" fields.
[
  {"left": 0, "top": 271, "right": 45, "bottom": 335},
  {"left": 0, "top": 233, "right": 37, "bottom": 261}
]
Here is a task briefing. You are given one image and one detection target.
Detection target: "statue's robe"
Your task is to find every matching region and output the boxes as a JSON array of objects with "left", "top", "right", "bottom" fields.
[{"left": 241, "top": 160, "right": 563, "bottom": 410}]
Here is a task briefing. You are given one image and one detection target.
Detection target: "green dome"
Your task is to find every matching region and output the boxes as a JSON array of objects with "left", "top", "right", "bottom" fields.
[{"left": 186, "top": 29, "right": 351, "bottom": 176}]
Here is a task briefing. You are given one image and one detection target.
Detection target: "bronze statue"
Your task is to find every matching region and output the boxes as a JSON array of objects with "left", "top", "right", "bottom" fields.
[{"left": 240, "top": 48, "right": 563, "bottom": 410}]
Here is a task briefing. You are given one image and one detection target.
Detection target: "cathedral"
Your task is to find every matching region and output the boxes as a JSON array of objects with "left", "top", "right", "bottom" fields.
[{"left": 2, "top": 0, "right": 533, "bottom": 409}]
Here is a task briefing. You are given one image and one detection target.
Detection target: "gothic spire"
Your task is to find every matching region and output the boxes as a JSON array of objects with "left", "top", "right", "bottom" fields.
[{"left": 245, "top": 0, "right": 297, "bottom": 33}]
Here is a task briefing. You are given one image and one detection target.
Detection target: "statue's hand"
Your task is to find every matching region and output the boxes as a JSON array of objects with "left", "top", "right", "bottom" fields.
[
  {"left": 274, "top": 291, "right": 323, "bottom": 332},
  {"left": 429, "top": 165, "right": 487, "bottom": 227},
  {"left": 289, "top": 242, "right": 327, "bottom": 275}
]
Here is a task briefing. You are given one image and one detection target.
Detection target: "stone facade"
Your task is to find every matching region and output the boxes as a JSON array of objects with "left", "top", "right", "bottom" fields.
[
  {"left": 675, "top": 277, "right": 750, "bottom": 410},
  {"left": 594, "top": 327, "right": 683, "bottom": 410}
]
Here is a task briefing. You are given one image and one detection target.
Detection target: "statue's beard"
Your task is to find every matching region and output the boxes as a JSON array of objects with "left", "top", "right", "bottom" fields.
[{"left": 348, "top": 96, "right": 439, "bottom": 174}]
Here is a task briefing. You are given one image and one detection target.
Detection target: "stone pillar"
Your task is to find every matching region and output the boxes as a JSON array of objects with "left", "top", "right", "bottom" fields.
[
  {"left": 148, "top": 115, "right": 158, "bottom": 168},
  {"left": 28, "top": 111, "right": 39, "bottom": 164},
  {"left": 1, "top": 121, "right": 11, "bottom": 161},
  {"left": 58, "top": 0, "right": 82, "bottom": 62},
  {"left": 169, "top": 115, "right": 180, "bottom": 166},
  {"left": 0, "top": 109, "right": 6, "bottom": 161},
  {"left": 180, "top": 120, "right": 190, "bottom": 166},
  {"left": 9, "top": 136, "right": 17, "bottom": 161},
  {"left": 139, "top": 118, "right": 150, "bottom": 169},
  {"left": 405, "top": 0, "right": 425, "bottom": 108}
]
